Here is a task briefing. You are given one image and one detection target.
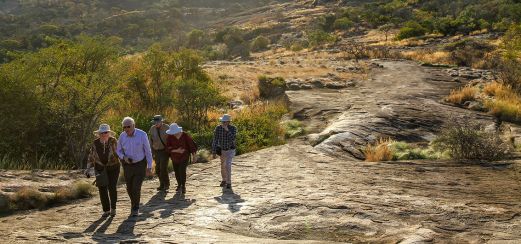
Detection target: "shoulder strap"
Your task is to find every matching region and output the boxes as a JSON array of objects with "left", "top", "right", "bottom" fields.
[{"left": 156, "top": 127, "right": 167, "bottom": 148}]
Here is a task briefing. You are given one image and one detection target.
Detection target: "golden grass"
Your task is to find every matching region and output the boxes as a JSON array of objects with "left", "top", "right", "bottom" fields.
[
  {"left": 364, "top": 138, "right": 394, "bottom": 162},
  {"left": 483, "top": 82, "right": 521, "bottom": 122},
  {"left": 401, "top": 50, "right": 452, "bottom": 65},
  {"left": 11, "top": 187, "right": 49, "bottom": 210},
  {"left": 445, "top": 86, "right": 477, "bottom": 105},
  {"left": 483, "top": 82, "right": 506, "bottom": 96}
]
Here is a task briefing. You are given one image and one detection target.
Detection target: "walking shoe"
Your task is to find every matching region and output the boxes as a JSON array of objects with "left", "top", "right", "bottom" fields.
[
  {"left": 102, "top": 211, "right": 110, "bottom": 218},
  {"left": 219, "top": 181, "right": 226, "bottom": 187},
  {"left": 130, "top": 209, "right": 139, "bottom": 217},
  {"left": 110, "top": 209, "right": 116, "bottom": 217},
  {"left": 226, "top": 184, "right": 232, "bottom": 189}
]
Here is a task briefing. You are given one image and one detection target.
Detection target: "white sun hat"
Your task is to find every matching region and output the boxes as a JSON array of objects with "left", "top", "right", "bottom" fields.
[
  {"left": 166, "top": 123, "right": 183, "bottom": 135},
  {"left": 93, "top": 124, "right": 115, "bottom": 136}
]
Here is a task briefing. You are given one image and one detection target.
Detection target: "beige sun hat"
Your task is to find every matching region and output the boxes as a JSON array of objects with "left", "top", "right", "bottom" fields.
[{"left": 93, "top": 124, "right": 115, "bottom": 137}]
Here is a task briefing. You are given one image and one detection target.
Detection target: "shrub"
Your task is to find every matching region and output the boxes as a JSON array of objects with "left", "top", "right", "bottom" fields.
[
  {"left": 11, "top": 187, "right": 49, "bottom": 210},
  {"left": 445, "top": 86, "right": 477, "bottom": 105},
  {"left": 482, "top": 82, "right": 521, "bottom": 123},
  {"left": 233, "top": 102, "right": 288, "bottom": 154},
  {"left": 396, "top": 21, "right": 426, "bottom": 40},
  {"left": 364, "top": 138, "right": 393, "bottom": 162},
  {"left": 195, "top": 149, "right": 212, "bottom": 163},
  {"left": 485, "top": 99, "right": 521, "bottom": 123},
  {"left": 191, "top": 129, "right": 214, "bottom": 150},
  {"left": 283, "top": 120, "right": 305, "bottom": 138},
  {"left": 499, "top": 24, "right": 521, "bottom": 93},
  {"left": 251, "top": 35, "right": 270, "bottom": 52},
  {"left": 390, "top": 141, "right": 444, "bottom": 160},
  {"left": 290, "top": 43, "right": 305, "bottom": 52},
  {"left": 333, "top": 17, "right": 353, "bottom": 30},
  {"left": 483, "top": 82, "right": 505, "bottom": 96},
  {"left": 432, "top": 121, "right": 510, "bottom": 161},
  {"left": 258, "top": 75, "right": 286, "bottom": 99},
  {"left": 444, "top": 38, "right": 495, "bottom": 67},
  {"left": 307, "top": 30, "right": 337, "bottom": 47}
]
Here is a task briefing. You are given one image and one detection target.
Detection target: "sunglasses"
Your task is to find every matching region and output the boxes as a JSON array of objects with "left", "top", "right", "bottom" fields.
[
  {"left": 100, "top": 132, "right": 109, "bottom": 135},
  {"left": 123, "top": 126, "right": 132, "bottom": 129}
]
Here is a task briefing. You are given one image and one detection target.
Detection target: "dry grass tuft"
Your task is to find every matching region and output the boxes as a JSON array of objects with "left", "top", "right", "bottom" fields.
[
  {"left": 11, "top": 187, "right": 49, "bottom": 210},
  {"left": 364, "top": 138, "right": 394, "bottom": 162},
  {"left": 483, "top": 82, "right": 505, "bottom": 96},
  {"left": 445, "top": 86, "right": 477, "bottom": 105},
  {"left": 401, "top": 50, "right": 452, "bottom": 65}
]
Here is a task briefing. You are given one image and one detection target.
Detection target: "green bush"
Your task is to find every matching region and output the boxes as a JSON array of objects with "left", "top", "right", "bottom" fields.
[
  {"left": 283, "top": 120, "right": 305, "bottom": 138},
  {"left": 191, "top": 130, "right": 215, "bottom": 150},
  {"left": 333, "top": 17, "right": 353, "bottom": 30},
  {"left": 251, "top": 35, "right": 270, "bottom": 52},
  {"left": 307, "top": 30, "right": 337, "bottom": 47},
  {"left": 389, "top": 141, "right": 444, "bottom": 160},
  {"left": 258, "top": 75, "right": 286, "bottom": 99},
  {"left": 234, "top": 102, "right": 288, "bottom": 154},
  {"left": 396, "top": 21, "right": 426, "bottom": 40},
  {"left": 432, "top": 121, "right": 510, "bottom": 161}
]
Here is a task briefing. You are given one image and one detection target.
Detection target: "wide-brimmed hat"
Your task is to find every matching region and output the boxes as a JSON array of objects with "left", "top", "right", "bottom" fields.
[
  {"left": 166, "top": 123, "right": 183, "bottom": 135},
  {"left": 93, "top": 124, "right": 115, "bottom": 136},
  {"left": 150, "top": 115, "right": 164, "bottom": 123},
  {"left": 219, "top": 114, "right": 232, "bottom": 122}
]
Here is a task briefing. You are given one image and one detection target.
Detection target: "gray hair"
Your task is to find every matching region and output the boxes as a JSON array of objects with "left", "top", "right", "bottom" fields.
[{"left": 122, "top": 117, "right": 135, "bottom": 126}]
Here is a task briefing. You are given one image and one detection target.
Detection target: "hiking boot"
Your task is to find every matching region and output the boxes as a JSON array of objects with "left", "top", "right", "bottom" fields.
[
  {"left": 102, "top": 211, "right": 110, "bottom": 218},
  {"left": 219, "top": 181, "right": 226, "bottom": 187},
  {"left": 110, "top": 209, "right": 116, "bottom": 217}
]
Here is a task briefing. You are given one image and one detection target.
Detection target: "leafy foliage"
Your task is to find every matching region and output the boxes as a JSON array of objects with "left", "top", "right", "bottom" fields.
[
  {"left": 0, "top": 36, "right": 123, "bottom": 168},
  {"left": 432, "top": 121, "right": 510, "bottom": 161}
]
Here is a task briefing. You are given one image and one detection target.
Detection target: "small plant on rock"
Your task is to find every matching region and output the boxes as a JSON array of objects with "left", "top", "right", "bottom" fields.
[{"left": 432, "top": 121, "right": 511, "bottom": 161}]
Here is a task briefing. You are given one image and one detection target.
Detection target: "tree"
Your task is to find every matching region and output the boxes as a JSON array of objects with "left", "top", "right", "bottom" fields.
[
  {"left": 379, "top": 23, "right": 394, "bottom": 41},
  {"left": 171, "top": 50, "right": 224, "bottom": 131},
  {"left": 0, "top": 36, "right": 123, "bottom": 167}
]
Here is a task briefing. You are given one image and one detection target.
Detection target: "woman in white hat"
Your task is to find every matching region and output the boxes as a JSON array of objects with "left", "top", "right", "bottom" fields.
[
  {"left": 165, "top": 123, "right": 197, "bottom": 194},
  {"left": 85, "top": 124, "right": 121, "bottom": 218}
]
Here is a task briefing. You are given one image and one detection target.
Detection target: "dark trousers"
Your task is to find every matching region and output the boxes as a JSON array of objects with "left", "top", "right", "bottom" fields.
[
  {"left": 97, "top": 165, "right": 120, "bottom": 212},
  {"left": 123, "top": 159, "right": 146, "bottom": 210},
  {"left": 153, "top": 149, "right": 170, "bottom": 189},
  {"left": 173, "top": 161, "right": 188, "bottom": 186}
]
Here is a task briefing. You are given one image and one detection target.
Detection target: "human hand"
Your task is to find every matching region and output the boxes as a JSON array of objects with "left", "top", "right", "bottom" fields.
[
  {"left": 172, "top": 148, "right": 186, "bottom": 153},
  {"left": 84, "top": 169, "right": 91, "bottom": 178},
  {"left": 146, "top": 168, "right": 153, "bottom": 177},
  {"left": 212, "top": 153, "right": 217, "bottom": 159}
]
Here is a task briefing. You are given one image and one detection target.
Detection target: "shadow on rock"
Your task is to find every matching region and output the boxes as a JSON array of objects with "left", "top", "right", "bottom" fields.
[
  {"left": 214, "top": 189, "right": 245, "bottom": 213},
  {"left": 140, "top": 190, "right": 196, "bottom": 219}
]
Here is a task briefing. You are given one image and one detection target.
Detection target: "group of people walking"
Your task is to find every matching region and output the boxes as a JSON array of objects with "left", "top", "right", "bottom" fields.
[{"left": 85, "top": 114, "right": 237, "bottom": 218}]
